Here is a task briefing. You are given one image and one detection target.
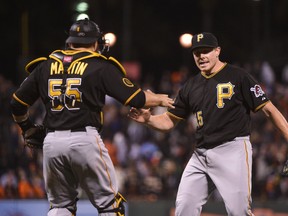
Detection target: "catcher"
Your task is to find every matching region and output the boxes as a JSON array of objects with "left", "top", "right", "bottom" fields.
[{"left": 10, "top": 18, "right": 174, "bottom": 216}]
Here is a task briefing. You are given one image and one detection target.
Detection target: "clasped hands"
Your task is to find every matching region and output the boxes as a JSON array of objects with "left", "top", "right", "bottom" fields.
[{"left": 128, "top": 89, "right": 175, "bottom": 123}]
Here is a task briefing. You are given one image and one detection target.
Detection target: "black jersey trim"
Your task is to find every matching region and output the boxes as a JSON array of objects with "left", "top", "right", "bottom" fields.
[
  {"left": 166, "top": 112, "right": 184, "bottom": 120},
  {"left": 254, "top": 100, "right": 270, "bottom": 112},
  {"left": 25, "top": 57, "right": 48, "bottom": 74},
  {"left": 13, "top": 93, "right": 30, "bottom": 107},
  {"left": 124, "top": 88, "right": 142, "bottom": 106}
]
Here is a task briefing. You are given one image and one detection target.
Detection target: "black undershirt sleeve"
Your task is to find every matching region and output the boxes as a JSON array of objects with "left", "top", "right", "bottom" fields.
[{"left": 10, "top": 97, "right": 29, "bottom": 116}]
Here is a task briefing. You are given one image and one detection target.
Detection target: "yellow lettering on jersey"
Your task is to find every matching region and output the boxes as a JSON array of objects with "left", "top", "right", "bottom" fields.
[
  {"left": 196, "top": 111, "right": 203, "bottom": 127},
  {"left": 76, "top": 62, "right": 88, "bottom": 75},
  {"left": 70, "top": 63, "right": 76, "bottom": 75},
  {"left": 73, "top": 62, "right": 81, "bottom": 75},
  {"left": 50, "top": 62, "right": 64, "bottom": 75},
  {"left": 216, "top": 82, "right": 235, "bottom": 108},
  {"left": 71, "top": 62, "right": 88, "bottom": 75},
  {"left": 48, "top": 78, "right": 82, "bottom": 111},
  {"left": 48, "top": 79, "right": 63, "bottom": 111}
]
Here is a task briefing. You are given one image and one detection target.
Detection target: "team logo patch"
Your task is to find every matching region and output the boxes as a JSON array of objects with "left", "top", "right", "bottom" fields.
[
  {"left": 122, "top": 78, "right": 134, "bottom": 87},
  {"left": 250, "top": 84, "right": 264, "bottom": 97}
]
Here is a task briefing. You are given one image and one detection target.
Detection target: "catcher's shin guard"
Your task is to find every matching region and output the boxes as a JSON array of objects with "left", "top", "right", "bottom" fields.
[{"left": 98, "top": 192, "right": 127, "bottom": 216}]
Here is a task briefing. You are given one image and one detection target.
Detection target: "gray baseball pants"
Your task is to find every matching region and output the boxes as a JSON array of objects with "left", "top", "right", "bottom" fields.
[
  {"left": 43, "top": 126, "right": 119, "bottom": 216},
  {"left": 175, "top": 136, "right": 254, "bottom": 216}
]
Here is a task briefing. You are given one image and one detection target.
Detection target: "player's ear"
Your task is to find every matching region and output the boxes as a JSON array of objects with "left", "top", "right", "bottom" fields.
[{"left": 215, "top": 46, "right": 221, "bottom": 56}]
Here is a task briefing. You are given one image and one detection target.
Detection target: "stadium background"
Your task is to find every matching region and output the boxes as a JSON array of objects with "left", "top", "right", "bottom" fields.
[{"left": 1, "top": 0, "right": 288, "bottom": 215}]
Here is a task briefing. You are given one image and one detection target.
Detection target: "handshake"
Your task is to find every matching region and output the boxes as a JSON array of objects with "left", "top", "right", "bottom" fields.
[
  {"left": 143, "top": 89, "right": 175, "bottom": 109},
  {"left": 128, "top": 90, "right": 177, "bottom": 132}
]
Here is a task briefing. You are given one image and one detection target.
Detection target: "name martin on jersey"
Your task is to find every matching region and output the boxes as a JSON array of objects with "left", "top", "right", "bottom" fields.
[{"left": 50, "top": 61, "right": 88, "bottom": 76}]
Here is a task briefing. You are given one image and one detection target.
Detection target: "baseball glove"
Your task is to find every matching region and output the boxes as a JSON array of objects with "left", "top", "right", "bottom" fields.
[
  {"left": 281, "top": 159, "right": 288, "bottom": 177},
  {"left": 23, "top": 125, "right": 46, "bottom": 149}
]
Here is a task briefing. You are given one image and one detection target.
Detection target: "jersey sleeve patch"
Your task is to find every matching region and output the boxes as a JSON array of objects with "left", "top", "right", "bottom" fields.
[
  {"left": 250, "top": 84, "right": 265, "bottom": 98},
  {"left": 25, "top": 57, "right": 47, "bottom": 74},
  {"left": 122, "top": 78, "right": 134, "bottom": 87}
]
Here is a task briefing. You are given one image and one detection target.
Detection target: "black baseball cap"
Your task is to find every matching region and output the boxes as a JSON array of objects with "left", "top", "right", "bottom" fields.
[
  {"left": 190, "top": 32, "right": 218, "bottom": 52},
  {"left": 66, "top": 18, "right": 101, "bottom": 44}
]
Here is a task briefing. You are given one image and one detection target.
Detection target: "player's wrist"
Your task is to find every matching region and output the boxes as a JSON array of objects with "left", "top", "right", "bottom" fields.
[
  {"left": 17, "top": 118, "right": 34, "bottom": 133},
  {"left": 145, "top": 113, "right": 152, "bottom": 124}
]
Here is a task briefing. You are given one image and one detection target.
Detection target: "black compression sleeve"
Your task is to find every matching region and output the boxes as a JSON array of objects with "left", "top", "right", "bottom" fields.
[
  {"left": 10, "top": 97, "right": 29, "bottom": 116},
  {"left": 17, "top": 118, "right": 34, "bottom": 132}
]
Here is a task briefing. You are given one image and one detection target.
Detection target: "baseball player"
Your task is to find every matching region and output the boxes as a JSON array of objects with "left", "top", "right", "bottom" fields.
[
  {"left": 10, "top": 18, "right": 174, "bottom": 216},
  {"left": 128, "top": 32, "right": 288, "bottom": 215}
]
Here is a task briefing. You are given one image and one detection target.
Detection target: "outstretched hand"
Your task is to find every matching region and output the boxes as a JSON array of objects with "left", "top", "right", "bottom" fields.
[
  {"left": 144, "top": 89, "right": 175, "bottom": 109},
  {"left": 158, "top": 94, "right": 175, "bottom": 108},
  {"left": 128, "top": 107, "right": 151, "bottom": 123}
]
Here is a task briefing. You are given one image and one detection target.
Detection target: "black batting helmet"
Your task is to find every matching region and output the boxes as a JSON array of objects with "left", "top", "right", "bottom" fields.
[{"left": 66, "top": 18, "right": 102, "bottom": 44}]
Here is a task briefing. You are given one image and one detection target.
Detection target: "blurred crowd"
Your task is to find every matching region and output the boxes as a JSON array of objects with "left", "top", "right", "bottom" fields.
[{"left": 0, "top": 60, "right": 288, "bottom": 203}]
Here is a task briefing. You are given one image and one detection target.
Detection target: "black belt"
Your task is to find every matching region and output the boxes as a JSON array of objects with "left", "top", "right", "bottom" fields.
[{"left": 47, "top": 127, "right": 87, "bottom": 133}]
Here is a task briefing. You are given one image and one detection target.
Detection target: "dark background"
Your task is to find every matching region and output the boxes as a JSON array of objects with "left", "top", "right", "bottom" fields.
[{"left": 1, "top": 0, "right": 288, "bottom": 85}]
